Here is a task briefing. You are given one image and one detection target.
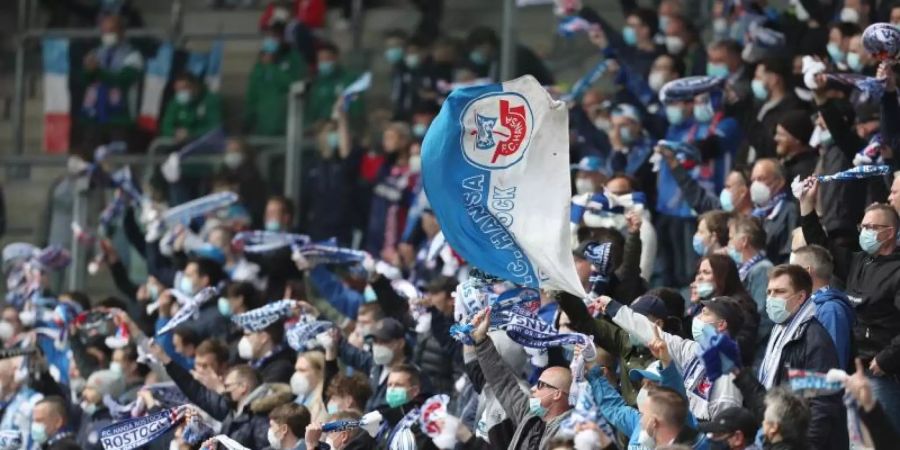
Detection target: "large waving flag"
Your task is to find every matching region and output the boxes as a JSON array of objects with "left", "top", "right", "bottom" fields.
[
  {"left": 422, "top": 75, "right": 585, "bottom": 297},
  {"left": 137, "top": 43, "right": 174, "bottom": 132},
  {"left": 43, "top": 38, "right": 71, "bottom": 153}
]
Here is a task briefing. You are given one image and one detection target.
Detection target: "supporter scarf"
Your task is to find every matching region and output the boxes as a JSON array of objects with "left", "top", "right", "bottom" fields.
[
  {"left": 452, "top": 276, "right": 496, "bottom": 323},
  {"left": 99, "top": 405, "right": 186, "bottom": 450},
  {"left": 490, "top": 310, "right": 596, "bottom": 355},
  {"left": 750, "top": 190, "right": 786, "bottom": 219},
  {"left": 155, "top": 287, "right": 218, "bottom": 336},
  {"left": 341, "top": 72, "right": 372, "bottom": 110},
  {"left": 562, "top": 60, "right": 609, "bottom": 103},
  {"left": 737, "top": 253, "right": 765, "bottom": 282},
  {"left": 296, "top": 243, "right": 367, "bottom": 265},
  {"left": 104, "top": 395, "right": 138, "bottom": 420},
  {"left": 787, "top": 369, "right": 846, "bottom": 398},
  {"left": 0, "top": 430, "right": 21, "bottom": 450},
  {"left": 182, "top": 410, "right": 214, "bottom": 445},
  {"left": 388, "top": 407, "right": 420, "bottom": 450},
  {"left": 418, "top": 394, "right": 450, "bottom": 438},
  {"left": 0, "top": 347, "right": 36, "bottom": 360},
  {"left": 570, "top": 192, "right": 647, "bottom": 226},
  {"left": 322, "top": 420, "right": 362, "bottom": 432},
  {"left": 233, "top": 230, "right": 311, "bottom": 254},
  {"left": 659, "top": 76, "right": 726, "bottom": 103},
  {"left": 488, "top": 287, "right": 541, "bottom": 318},
  {"left": 817, "top": 164, "right": 891, "bottom": 182},
  {"left": 698, "top": 328, "right": 741, "bottom": 382},
  {"left": 559, "top": 379, "right": 616, "bottom": 441},
  {"left": 286, "top": 319, "right": 333, "bottom": 351},
  {"left": 557, "top": 16, "right": 592, "bottom": 38},
  {"left": 758, "top": 298, "right": 817, "bottom": 388},
  {"left": 230, "top": 299, "right": 297, "bottom": 332},
  {"left": 825, "top": 73, "right": 885, "bottom": 100},
  {"left": 146, "top": 382, "right": 190, "bottom": 409},
  {"left": 862, "top": 23, "right": 900, "bottom": 61},
  {"left": 844, "top": 393, "right": 865, "bottom": 447},
  {"left": 161, "top": 191, "right": 238, "bottom": 227},
  {"left": 206, "top": 435, "right": 250, "bottom": 450},
  {"left": 853, "top": 134, "right": 886, "bottom": 167}
]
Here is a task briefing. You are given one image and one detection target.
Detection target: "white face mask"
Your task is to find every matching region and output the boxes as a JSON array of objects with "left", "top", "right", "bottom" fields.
[
  {"left": 372, "top": 344, "right": 394, "bottom": 366},
  {"left": 638, "top": 429, "right": 656, "bottom": 448},
  {"left": 575, "top": 178, "right": 595, "bottom": 195},
  {"left": 648, "top": 71, "right": 668, "bottom": 92},
  {"left": 750, "top": 180, "right": 772, "bottom": 206},
  {"left": 290, "top": 372, "right": 311, "bottom": 396},
  {"left": 636, "top": 387, "right": 650, "bottom": 408},
  {"left": 574, "top": 429, "right": 602, "bottom": 450},
  {"left": 664, "top": 35, "right": 685, "bottom": 54},
  {"left": 169, "top": 440, "right": 181, "bottom": 450},
  {"left": 840, "top": 7, "right": 860, "bottom": 23},
  {"left": 267, "top": 428, "right": 283, "bottom": 450},
  {"left": 592, "top": 117, "right": 611, "bottom": 132},
  {"left": 408, "top": 154, "right": 422, "bottom": 174},
  {"left": 0, "top": 321, "right": 14, "bottom": 342},
  {"left": 101, "top": 32, "right": 119, "bottom": 47},
  {"left": 224, "top": 152, "right": 243, "bottom": 169},
  {"left": 238, "top": 336, "right": 255, "bottom": 360}
]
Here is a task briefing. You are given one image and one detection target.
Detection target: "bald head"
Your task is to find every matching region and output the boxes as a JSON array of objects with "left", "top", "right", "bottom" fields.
[
  {"left": 542, "top": 366, "right": 572, "bottom": 391},
  {"left": 751, "top": 158, "right": 786, "bottom": 201},
  {"left": 530, "top": 366, "right": 572, "bottom": 420}
]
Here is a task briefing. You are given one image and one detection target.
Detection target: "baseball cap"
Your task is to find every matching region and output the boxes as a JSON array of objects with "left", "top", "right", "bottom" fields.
[
  {"left": 698, "top": 407, "right": 759, "bottom": 438},
  {"left": 629, "top": 360, "right": 663, "bottom": 383},
  {"left": 571, "top": 156, "right": 605, "bottom": 174},
  {"left": 700, "top": 297, "right": 745, "bottom": 336},
  {"left": 630, "top": 295, "right": 668, "bottom": 320},
  {"left": 371, "top": 317, "right": 405, "bottom": 341}
]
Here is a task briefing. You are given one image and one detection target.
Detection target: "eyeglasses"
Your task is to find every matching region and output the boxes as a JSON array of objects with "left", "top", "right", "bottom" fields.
[
  {"left": 858, "top": 223, "right": 893, "bottom": 232},
  {"left": 535, "top": 380, "right": 561, "bottom": 391}
]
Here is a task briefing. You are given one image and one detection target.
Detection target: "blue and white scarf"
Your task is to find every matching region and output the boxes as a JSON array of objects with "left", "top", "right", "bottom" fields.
[
  {"left": 155, "top": 287, "right": 219, "bottom": 336},
  {"left": 233, "top": 230, "right": 311, "bottom": 254},
  {"left": 296, "top": 243, "right": 367, "bottom": 265},
  {"left": 557, "top": 16, "right": 592, "bottom": 38},
  {"left": 738, "top": 253, "right": 765, "bottom": 282},
  {"left": 751, "top": 190, "right": 786, "bottom": 219},
  {"left": 787, "top": 369, "right": 846, "bottom": 398},
  {"left": 231, "top": 299, "right": 296, "bottom": 332},
  {"left": 818, "top": 164, "right": 891, "bottom": 182},
  {"left": 758, "top": 298, "right": 817, "bottom": 388},
  {"left": 161, "top": 191, "right": 238, "bottom": 227},
  {"left": 286, "top": 319, "right": 333, "bottom": 351},
  {"left": 0, "top": 430, "right": 21, "bottom": 450},
  {"left": 387, "top": 407, "right": 420, "bottom": 450},
  {"left": 99, "top": 405, "right": 186, "bottom": 450}
]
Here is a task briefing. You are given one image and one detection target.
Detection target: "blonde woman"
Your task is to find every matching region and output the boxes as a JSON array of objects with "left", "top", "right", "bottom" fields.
[{"left": 290, "top": 351, "right": 327, "bottom": 421}]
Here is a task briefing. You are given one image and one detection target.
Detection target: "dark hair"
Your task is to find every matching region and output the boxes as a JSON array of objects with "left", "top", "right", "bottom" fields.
[
  {"left": 357, "top": 303, "right": 385, "bottom": 321},
  {"left": 196, "top": 338, "right": 229, "bottom": 364},
  {"left": 699, "top": 210, "right": 731, "bottom": 247},
  {"left": 190, "top": 257, "right": 227, "bottom": 287},
  {"left": 267, "top": 194, "right": 295, "bottom": 221},
  {"left": 318, "top": 41, "right": 339, "bottom": 55},
  {"left": 466, "top": 26, "right": 499, "bottom": 48},
  {"left": 61, "top": 291, "right": 91, "bottom": 311},
  {"left": 704, "top": 254, "right": 748, "bottom": 300},
  {"left": 175, "top": 72, "right": 199, "bottom": 85},
  {"left": 389, "top": 363, "right": 422, "bottom": 388},
  {"left": 262, "top": 320, "right": 285, "bottom": 345},
  {"left": 37, "top": 396, "right": 69, "bottom": 425},
  {"left": 326, "top": 373, "right": 372, "bottom": 409},
  {"left": 629, "top": 7, "right": 659, "bottom": 35},
  {"left": 831, "top": 21, "right": 862, "bottom": 38},
  {"left": 173, "top": 327, "right": 201, "bottom": 348},
  {"left": 759, "top": 57, "right": 791, "bottom": 84},
  {"left": 606, "top": 173, "right": 638, "bottom": 192},
  {"left": 647, "top": 287, "right": 686, "bottom": 337},
  {"left": 119, "top": 343, "right": 139, "bottom": 363},
  {"left": 97, "top": 296, "right": 128, "bottom": 310},
  {"left": 225, "top": 281, "right": 264, "bottom": 311},
  {"left": 269, "top": 403, "right": 311, "bottom": 438},
  {"left": 770, "top": 265, "right": 813, "bottom": 298},
  {"left": 228, "top": 364, "right": 261, "bottom": 390},
  {"left": 710, "top": 39, "right": 742, "bottom": 58}
]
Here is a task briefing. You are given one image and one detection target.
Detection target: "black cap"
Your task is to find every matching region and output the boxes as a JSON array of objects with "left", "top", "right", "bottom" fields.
[
  {"left": 778, "top": 110, "right": 814, "bottom": 145},
  {"left": 700, "top": 297, "right": 744, "bottom": 336},
  {"left": 698, "top": 407, "right": 759, "bottom": 438},
  {"left": 426, "top": 276, "right": 458, "bottom": 295},
  {"left": 371, "top": 318, "right": 405, "bottom": 341},
  {"left": 631, "top": 295, "right": 669, "bottom": 320}
]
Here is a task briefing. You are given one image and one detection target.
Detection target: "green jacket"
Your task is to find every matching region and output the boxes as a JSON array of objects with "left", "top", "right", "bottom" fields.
[
  {"left": 245, "top": 50, "right": 308, "bottom": 136},
  {"left": 78, "top": 44, "right": 144, "bottom": 126},
  {"left": 160, "top": 90, "right": 222, "bottom": 139},
  {"left": 304, "top": 67, "right": 364, "bottom": 126},
  {"left": 594, "top": 317, "right": 655, "bottom": 406}
]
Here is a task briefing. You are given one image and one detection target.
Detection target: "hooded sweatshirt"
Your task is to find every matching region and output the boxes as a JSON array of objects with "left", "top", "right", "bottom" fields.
[{"left": 811, "top": 286, "right": 855, "bottom": 370}]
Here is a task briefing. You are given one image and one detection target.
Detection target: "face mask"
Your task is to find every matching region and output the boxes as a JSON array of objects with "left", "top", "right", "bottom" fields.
[
  {"left": 19, "top": 310, "right": 35, "bottom": 327},
  {"left": 384, "top": 47, "right": 403, "bottom": 64},
  {"left": 707, "top": 62, "right": 729, "bottom": 78},
  {"left": 691, "top": 316, "right": 716, "bottom": 341},
  {"left": 178, "top": 276, "right": 195, "bottom": 296},
  {"left": 575, "top": 178, "right": 595, "bottom": 195},
  {"left": 327, "top": 402, "right": 339, "bottom": 415},
  {"left": 469, "top": 50, "right": 487, "bottom": 66},
  {"left": 528, "top": 396, "right": 547, "bottom": 417},
  {"left": 665, "top": 105, "right": 685, "bottom": 125},
  {"left": 648, "top": 71, "right": 667, "bottom": 92},
  {"left": 318, "top": 61, "right": 335, "bottom": 75},
  {"left": 0, "top": 321, "right": 14, "bottom": 342},
  {"left": 409, "top": 154, "right": 422, "bottom": 173},
  {"left": 238, "top": 336, "right": 255, "bottom": 360},
  {"left": 101, "top": 32, "right": 118, "bottom": 47},
  {"left": 719, "top": 189, "right": 735, "bottom": 212},
  {"left": 713, "top": 18, "right": 728, "bottom": 35},
  {"left": 727, "top": 245, "right": 743, "bottom": 264},
  {"left": 847, "top": 52, "right": 864, "bottom": 72},
  {"left": 751, "top": 79, "right": 769, "bottom": 100},
  {"left": 175, "top": 90, "right": 192, "bottom": 105},
  {"left": 148, "top": 283, "right": 160, "bottom": 301},
  {"left": 81, "top": 401, "right": 98, "bottom": 416},
  {"left": 859, "top": 228, "right": 887, "bottom": 255},
  {"left": 696, "top": 281, "right": 715, "bottom": 300},
  {"left": 262, "top": 37, "right": 280, "bottom": 54},
  {"left": 573, "top": 429, "right": 602, "bottom": 450},
  {"left": 264, "top": 220, "right": 282, "bottom": 232},
  {"left": 70, "top": 377, "right": 86, "bottom": 395},
  {"left": 665, "top": 35, "right": 685, "bottom": 54},
  {"left": 363, "top": 285, "right": 377, "bottom": 303},
  {"left": 636, "top": 387, "right": 650, "bottom": 407},
  {"left": 658, "top": 16, "right": 670, "bottom": 34},
  {"left": 224, "top": 152, "right": 244, "bottom": 169},
  {"left": 404, "top": 54, "right": 421, "bottom": 69},
  {"left": 638, "top": 429, "right": 656, "bottom": 449},
  {"left": 692, "top": 234, "right": 707, "bottom": 256},
  {"left": 840, "top": 7, "right": 860, "bottom": 24},
  {"left": 267, "top": 428, "right": 283, "bottom": 450},
  {"left": 169, "top": 441, "right": 180, "bottom": 450},
  {"left": 217, "top": 297, "right": 232, "bottom": 317},
  {"left": 385, "top": 386, "right": 409, "bottom": 407},
  {"left": 592, "top": 117, "right": 611, "bottom": 132},
  {"left": 750, "top": 180, "right": 772, "bottom": 206},
  {"left": 766, "top": 295, "right": 792, "bottom": 323},
  {"left": 372, "top": 344, "right": 394, "bottom": 366},
  {"left": 412, "top": 123, "right": 428, "bottom": 138},
  {"left": 31, "top": 423, "right": 48, "bottom": 444},
  {"left": 110, "top": 361, "right": 124, "bottom": 375},
  {"left": 622, "top": 26, "right": 638, "bottom": 46},
  {"left": 290, "top": 372, "right": 311, "bottom": 395},
  {"left": 827, "top": 42, "right": 846, "bottom": 64},
  {"left": 619, "top": 127, "right": 634, "bottom": 144},
  {"left": 693, "top": 102, "right": 714, "bottom": 123}
]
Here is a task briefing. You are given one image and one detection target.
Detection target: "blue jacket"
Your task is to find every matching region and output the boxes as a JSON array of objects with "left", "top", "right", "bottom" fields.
[
  {"left": 308, "top": 265, "right": 364, "bottom": 320},
  {"left": 656, "top": 120, "right": 697, "bottom": 217},
  {"left": 154, "top": 317, "right": 194, "bottom": 371},
  {"left": 811, "top": 286, "right": 855, "bottom": 370}
]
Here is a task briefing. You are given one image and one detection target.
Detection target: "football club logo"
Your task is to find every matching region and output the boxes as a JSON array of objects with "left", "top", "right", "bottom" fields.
[{"left": 460, "top": 92, "right": 534, "bottom": 170}]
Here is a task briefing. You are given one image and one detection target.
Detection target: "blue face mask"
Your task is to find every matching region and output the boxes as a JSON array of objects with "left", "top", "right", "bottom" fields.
[
  {"left": 665, "top": 104, "right": 685, "bottom": 125},
  {"left": 265, "top": 220, "right": 282, "bottom": 232},
  {"left": 696, "top": 281, "right": 715, "bottom": 300},
  {"left": 727, "top": 245, "right": 743, "bottom": 264},
  {"left": 751, "top": 79, "right": 769, "bottom": 100},
  {"left": 765, "top": 295, "right": 791, "bottom": 323},
  {"left": 692, "top": 234, "right": 707, "bottom": 256},
  {"left": 412, "top": 123, "right": 428, "bottom": 138},
  {"left": 178, "top": 276, "right": 195, "bottom": 296},
  {"left": 384, "top": 47, "right": 403, "bottom": 64},
  {"left": 261, "top": 37, "right": 280, "bottom": 54},
  {"left": 847, "top": 52, "right": 864, "bottom": 72},
  {"left": 719, "top": 189, "right": 735, "bottom": 212},
  {"left": 691, "top": 316, "right": 716, "bottom": 342},
  {"left": 175, "top": 90, "right": 191, "bottom": 105},
  {"left": 31, "top": 423, "right": 48, "bottom": 444},
  {"left": 326, "top": 402, "right": 339, "bottom": 415},
  {"left": 217, "top": 297, "right": 232, "bottom": 317},
  {"left": 693, "top": 102, "right": 714, "bottom": 123},
  {"left": 326, "top": 132, "right": 339, "bottom": 150},
  {"left": 528, "top": 396, "right": 547, "bottom": 417},
  {"left": 619, "top": 127, "right": 634, "bottom": 144},
  {"left": 318, "top": 61, "right": 335, "bottom": 75},
  {"left": 707, "top": 62, "right": 729, "bottom": 78},
  {"left": 622, "top": 26, "right": 638, "bottom": 46},
  {"left": 469, "top": 50, "right": 488, "bottom": 66},
  {"left": 859, "top": 228, "right": 887, "bottom": 255},
  {"left": 826, "top": 42, "right": 845, "bottom": 64}
]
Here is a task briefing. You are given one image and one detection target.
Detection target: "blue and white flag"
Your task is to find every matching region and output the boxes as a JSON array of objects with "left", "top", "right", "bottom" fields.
[
  {"left": 286, "top": 319, "right": 333, "bottom": 351},
  {"left": 341, "top": 72, "right": 372, "bottom": 110},
  {"left": 0, "top": 430, "right": 22, "bottom": 450},
  {"left": 99, "top": 406, "right": 186, "bottom": 450},
  {"left": 231, "top": 299, "right": 297, "bottom": 332},
  {"left": 422, "top": 75, "right": 586, "bottom": 297},
  {"left": 818, "top": 164, "right": 891, "bottom": 182}
]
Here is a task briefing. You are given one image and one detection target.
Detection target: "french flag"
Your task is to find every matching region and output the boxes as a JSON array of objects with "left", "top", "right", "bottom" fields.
[
  {"left": 42, "top": 38, "right": 70, "bottom": 154},
  {"left": 137, "top": 43, "right": 174, "bottom": 133}
]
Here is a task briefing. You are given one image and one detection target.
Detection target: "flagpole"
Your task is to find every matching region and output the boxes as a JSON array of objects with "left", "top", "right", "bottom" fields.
[{"left": 500, "top": 0, "right": 517, "bottom": 81}]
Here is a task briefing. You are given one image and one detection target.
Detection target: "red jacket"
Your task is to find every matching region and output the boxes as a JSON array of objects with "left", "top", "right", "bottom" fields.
[{"left": 259, "top": 0, "right": 326, "bottom": 30}]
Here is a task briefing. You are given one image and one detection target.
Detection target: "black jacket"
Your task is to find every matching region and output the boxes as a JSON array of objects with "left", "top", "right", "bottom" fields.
[
  {"left": 762, "top": 197, "right": 799, "bottom": 265},
  {"left": 802, "top": 212, "right": 900, "bottom": 373},
  {"left": 741, "top": 93, "right": 806, "bottom": 166},
  {"left": 816, "top": 98, "right": 867, "bottom": 236},
  {"left": 76, "top": 407, "right": 114, "bottom": 450},
  {"left": 252, "top": 345, "right": 297, "bottom": 384},
  {"left": 860, "top": 402, "right": 900, "bottom": 450},
  {"left": 734, "top": 312, "right": 847, "bottom": 450},
  {"left": 41, "top": 433, "right": 81, "bottom": 450},
  {"left": 783, "top": 150, "right": 818, "bottom": 186}
]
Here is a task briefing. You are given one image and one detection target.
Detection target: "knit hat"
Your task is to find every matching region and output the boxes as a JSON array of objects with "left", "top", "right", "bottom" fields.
[
  {"left": 86, "top": 369, "right": 126, "bottom": 399},
  {"left": 778, "top": 110, "right": 814, "bottom": 144}
]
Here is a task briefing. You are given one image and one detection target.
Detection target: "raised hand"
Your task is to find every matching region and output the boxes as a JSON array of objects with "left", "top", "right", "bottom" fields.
[
  {"left": 847, "top": 358, "right": 876, "bottom": 412},
  {"left": 470, "top": 307, "right": 492, "bottom": 344},
  {"left": 648, "top": 326, "right": 671, "bottom": 367}
]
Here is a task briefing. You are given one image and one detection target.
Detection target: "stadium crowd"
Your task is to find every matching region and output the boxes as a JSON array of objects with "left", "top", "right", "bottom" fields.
[{"left": 6, "top": 0, "right": 900, "bottom": 450}]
